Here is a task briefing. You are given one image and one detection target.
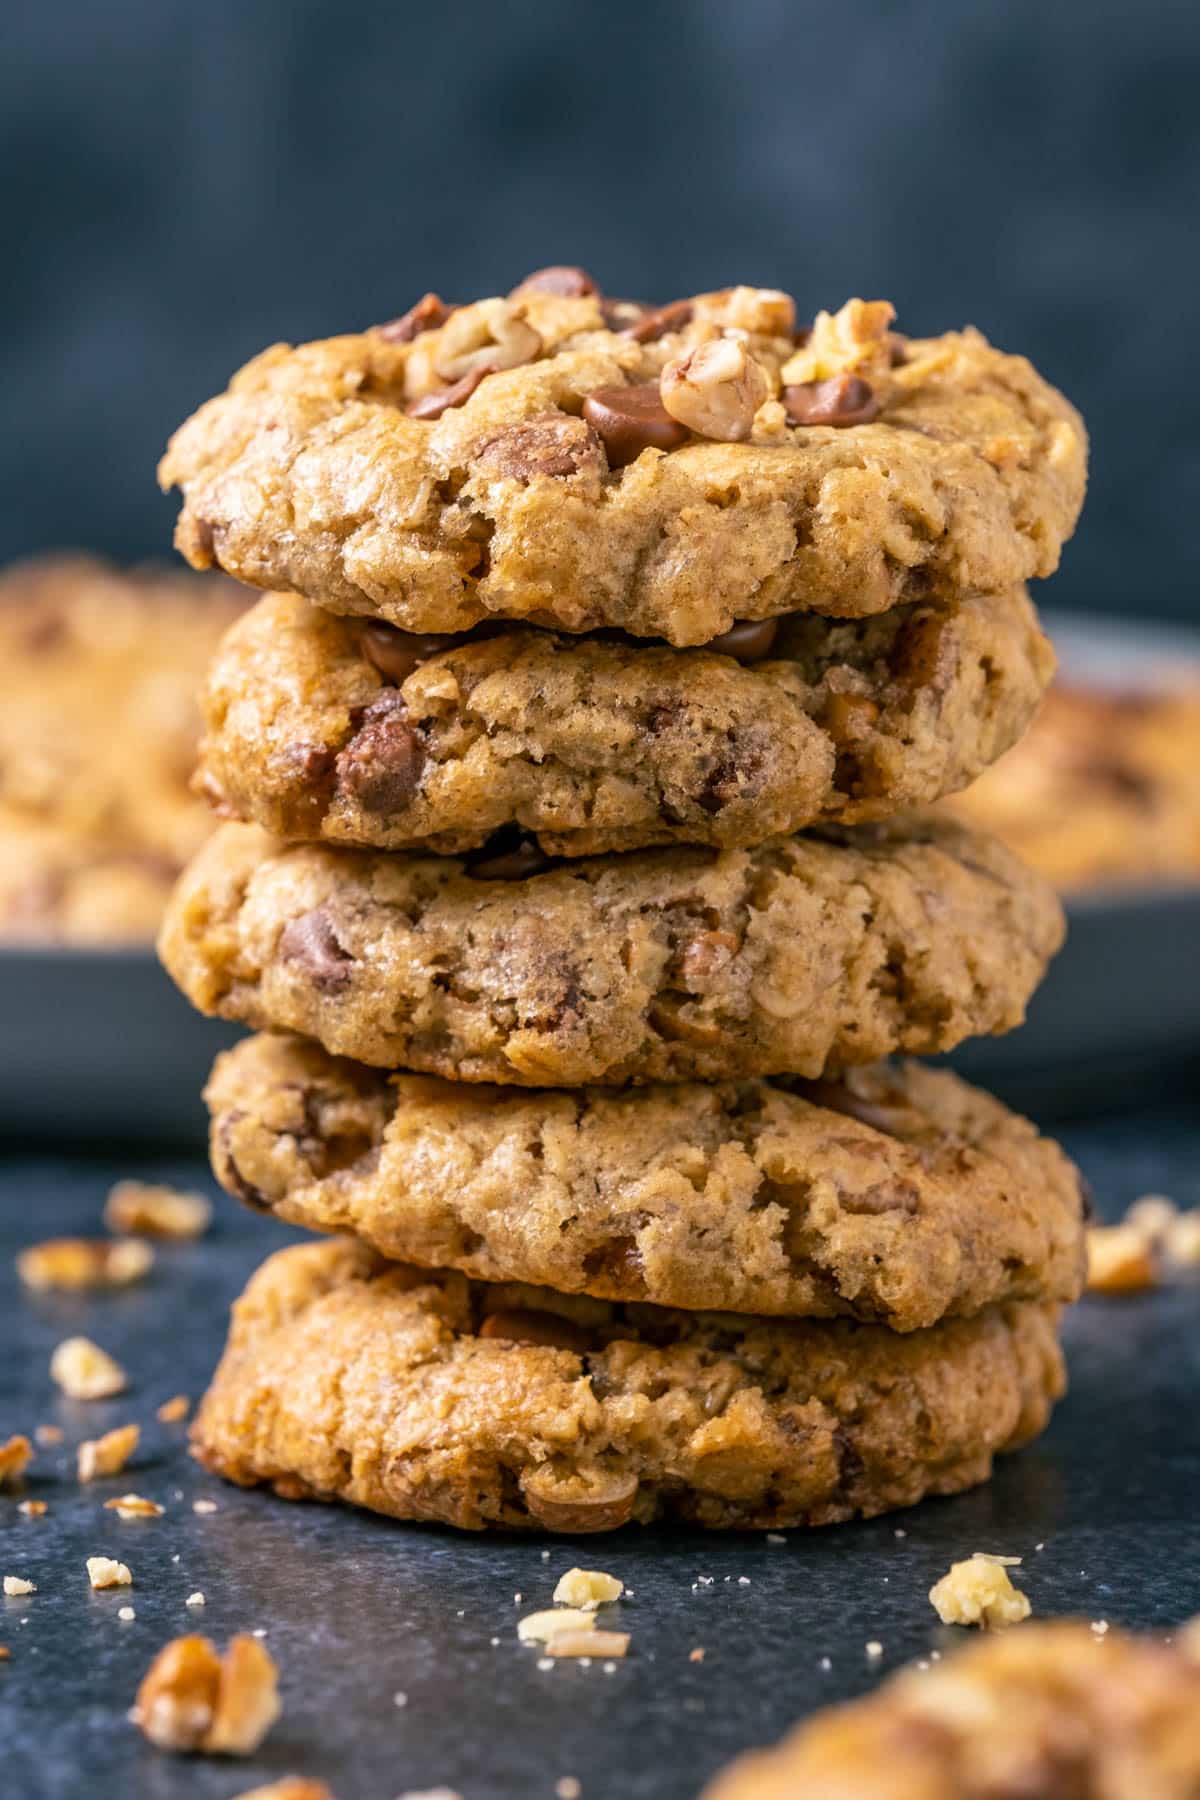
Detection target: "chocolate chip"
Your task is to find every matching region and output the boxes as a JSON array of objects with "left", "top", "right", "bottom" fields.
[
  {"left": 407, "top": 366, "right": 492, "bottom": 420},
  {"left": 378, "top": 292, "right": 452, "bottom": 343},
  {"left": 465, "top": 829, "right": 554, "bottom": 881},
  {"left": 789, "top": 1077, "right": 911, "bottom": 1139},
  {"left": 214, "top": 1112, "right": 273, "bottom": 1213},
  {"left": 622, "top": 299, "right": 694, "bottom": 343},
  {"left": 478, "top": 1307, "right": 593, "bottom": 1353},
  {"left": 582, "top": 384, "right": 689, "bottom": 468},
  {"left": 361, "top": 623, "right": 463, "bottom": 686},
  {"left": 278, "top": 907, "right": 355, "bottom": 990},
  {"left": 475, "top": 413, "right": 604, "bottom": 481},
  {"left": 704, "top": 618, "right": 779, "bottom": 662},
  {"left": 335, "top": 692, "right": 425, "bottom": 815},
  {"left": 509, "top": 265, "right": 599, "bottom": 299},
  {"left": 284, "top": 743, "right": 337, "bottom": 787},
  {"left": 784, "top": 375, "right": 880, "bottom": 428}
]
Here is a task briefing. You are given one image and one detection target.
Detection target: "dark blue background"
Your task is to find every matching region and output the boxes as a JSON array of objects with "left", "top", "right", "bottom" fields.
[{"left": 4, "top": 0, "right": 1197, "bottom": 619}]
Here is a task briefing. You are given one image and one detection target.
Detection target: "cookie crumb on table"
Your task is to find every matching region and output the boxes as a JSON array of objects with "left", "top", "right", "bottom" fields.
[
  {"left": 1086, "top": 1224, "right": 1158, "bottom": 1294},
  {"left": 18, "top": 1237, "right": 153, "bottom": 1291},
  {"left": 552, "top": 1568, "right": 624, "bottom": 1609},
  {"left": 3, "top": 1575, "right": 36, "bottom": 1597},
  {"left": 18, "top": 1499, "right": 47, "bottom": 1519},
  {"left": 105, "top": 1179, "right": 212, "bottom": 1239},
  {"left": 105, "top": 1494, "right": 164, "bottom": 1519},
  {"left": 0, "top": 1435, "right": 32, "bottom": 1486},
  {"left": 131, "top": 1633, "right": 280, "bottom": 1755},
  {"left": 231, "top": 1782, "right": 336, "bottom": 1800},
  {"left": 50, "top": 1336, "right": 127, "bottom": 1400},
  {"left": 34, "top": 1425, "right": 63, "bottom": 1446},
  {"left": 157, "top": 1395, "right": 191, "bottom": 1423},
  {"left": 87, "top": 1557, "right": 132, "bottom": 1589},
  {"left": 929, "top": 1554, "right": 1031, "bottom": 1629},
  {"left": 78, "top": 1423, "right": 139, "bottom": 1483},
  {"left": 546, "top": 1630, "right": 630, "bottom": 1660}
]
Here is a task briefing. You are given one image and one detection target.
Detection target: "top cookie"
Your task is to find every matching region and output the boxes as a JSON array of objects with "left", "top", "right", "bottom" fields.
[{"left": 160, "top": 274, "right": 1087, "bottom": 647}]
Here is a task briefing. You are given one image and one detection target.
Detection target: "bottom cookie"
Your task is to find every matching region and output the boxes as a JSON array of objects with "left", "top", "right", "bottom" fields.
[
  {"left": 701, "top": 1620, "right": 1200, "bottom": 1800},
  {"left": 191, "top": 1239, "right": 1064, "bottom": 1533}
]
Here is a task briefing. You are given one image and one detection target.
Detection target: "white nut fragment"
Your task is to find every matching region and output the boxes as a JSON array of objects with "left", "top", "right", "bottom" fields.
[
  {"left": 782, "top": 297, "right": 896, "bottom": 389},
  {"left": 1165, "top": 1210, "right": 1200, "bottom": 1266},
  {"left": 105, "top": 1180, "right": 212, "bottom": 1240},
  {"left": 105, "top": 1494, "right": 164, "bottom": 1520},
  {"left": 546, "top": 1629, "right": 630, "bottom": 1659},
  {"left": 87, "top": 1556, "right": 133, "bottom": 1589},
  {"left": 4, "top": 1575, "right": 36, "bottom": 1596},
  {"left": 18, "top": 1237, "right": 153, "bottom": 1291},
  {"left": 50, "top": 1336, "right": 128, "bottom": 1400},
  {"left": 660, "top": 337, "right": 770, "bottom": 442},
  {"left": 517, "top": 1608, "right": 596, "bottom": 1644},
  {"left": 132, "top": 1633, "right": 281, "bottom": 1757},
  {"left": 1086, "top": 1224, "right": 1157, "bottom": 1294},
  {"left": 552, "top": 1568, "right": 624, "bottom": 1609},
  {"left": 433, "top": 299, "right": 542, "bottom": 384},
  {"left": 929, "top": 1554, "right": 1031, "bottom": 1630},
  {"left": 78, "top": 1423, "right": 140, "bottom": 1483},
  {"left": 695, "top": 285, "right": 796, "bottom": 337}
]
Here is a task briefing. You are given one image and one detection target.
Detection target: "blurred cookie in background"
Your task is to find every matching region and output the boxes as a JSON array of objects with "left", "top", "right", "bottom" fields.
[
  {"left": 0, "top": 555, "right": 246, "bottom": 944},
  {"left": 947, "top": 679, "right": 1200, "bottom": 892}
]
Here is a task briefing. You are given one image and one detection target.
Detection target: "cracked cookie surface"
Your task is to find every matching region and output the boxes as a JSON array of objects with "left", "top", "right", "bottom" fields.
[
  {"left": 703, "top": 1622, "right": 1200, "bottom": 1800},
  {"left": 191, "top": 1237, "right": 1064, "bottom": 1533},
  {"left": 196, "top": 587, "right": 1054, "bottom": 856},
  {"left": 208, "top": 1035, "right": 1086, "bottom": 1331},
  {"left": 160, "top": 283, "right": 1086, "bottom": 646},
  {"left": 159, "top": 817, "right": 1064, "bottom": 1086}
]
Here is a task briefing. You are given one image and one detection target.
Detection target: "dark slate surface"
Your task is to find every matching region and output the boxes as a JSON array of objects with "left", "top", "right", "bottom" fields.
[{"left": 2, "top": 1108, "right": 1199, "bottom": 1800}]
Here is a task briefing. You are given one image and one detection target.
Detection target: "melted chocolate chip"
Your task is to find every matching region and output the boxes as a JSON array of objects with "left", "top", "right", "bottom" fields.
[
  {"left": 475, "top": 413, "right": 603, "bottom": 481},
  {"left": 789, "top": 1077, "right": 913, "bottom": 1138},
  {"left": 407, "top": 366, "right": 492, "bottom": 420},
  {"left": 378, "top": 292, "right": 452, "bottom": 343},
  {"left": 582, "top": 384, "right": 689, "bottom": 468},
  {"left": 278, "top": 907, "right": 355, "bottom": 989},
  {"left": 623, "top": 299, "right": 694, "bottom": 343},
  {"left": 705, "top": 618, "right": 779, "bottom": 663},
  {"left": 335, "top": 692, "right": 425, "bottom": 815},
  {"left": 509, "top": 265, "right": 599, "bottom": 299},
  {"left": 465, "top": 828, "right": 555, "bottom": 882},
  {"left": 478, "top": 1307, "right": 593, "bottom": 1353},
  {"left": 361, "top": 623, "right": 463, "bottom": 686},
  {"left": 784, "top": 374, "right": 880, "bottom": 428}
]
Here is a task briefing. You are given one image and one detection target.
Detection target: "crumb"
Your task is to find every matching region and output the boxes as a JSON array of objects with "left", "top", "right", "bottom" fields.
[
  {"left": 18, "top": 1236, "right": 153, "bottom": 1291},
  {"left": 393, "top": 1691, "right": 408, "bottom": 1707},
  {"left": 518, "top": 1609, "right": 596, "bottom": 1644},
  {"left": 186, "top": 1592, "right": 206, "bottom": 1608},
  {"left": 18, "top": 1500, "right": 47, "bottom": 1519},
  {"left": 894, "top": 1529, "right": 907, "bottom": 1539},
  {"left": 929, "top": 1554, "right": 1031, "bottom": 1629},
  {"left": 0, "top": 1435, "right": 33, "bottom": 1487},
  {"left": 536, "top": 1657, "right": 554, "bottom": 1672},
  {"left": 1086, "top": 1223, "right": 1157, "bottom": 1294},
  {"left": 603, "top": 1661, "right": 617, "bottom": 1674},
  {"left": 1125, "top": 1193, "right": 1177, "bottom": 1243},
  {"left": 556, "top": 1780, "right": 582, "bottom": 1800},
  {"left": 157, "top": 1395, "right": 191, "bottom": 1423},
  {"left": 251, "top": 1629, "right": 267, "bottom": 1639},
  {"left": 132, "top": 1634, "right": 280, "bottom": 1756},
  {"left": 34, "top": 1425, "right": 63, "bottom": 1446},
  {"left": 546, "top": 1630, "right": 630, "bottom": 1660},
  {"left": 391, "top": 1791, "right": 462, "bottom": 1800},
  {"left": 118, "top": 1605, "right": 136, "bottom": 1622},
  {"left": 87, "top": 1556, "right": 132, "bottom": 1589},
  {"left": 818, "top": 1656, "right": 832, "bottom": 1671},
  {"left": 541, "top": 1549, "right": 550, "bottom": 1561},
  {"left": 1164, "top": 1210, "right": 1200, "bottom": 1267},
  {"left": 228, "top": 1782, "right": 336, "bottom": 1800},
  {"left": 105, "top": 1494, "right": 164, "bottom": 1520},
  {"left": 766, "top": 1533, "right": 786, "bottom": 1545},
  {"left": 78, "top": 1422, "right": 139, "bottom": 1483},
  {"left": 865, "top": 1641, "right": 883, "bottom": 1659},
  {"left": 552, "top": 1568, "right": 624, "bottom": 1609},
  {"left": 192, "top": 1499, "right": 218, "bottom": 1515},
  {"left": 50, "top": 1336, "right": 127, "bottom": 1400},
  {"left": 105, "top": 1179, "right": 212, "bottom": 1240},
  {"left": 0, "top": 1646, "right": 9, "bottom": 1660},
  {"left": 3, "top": 1576, "right": 35, "bottom": 1597},
  {"left": 738, "top": 1577, "right": 751, "bottom": 1586},
  {"left": 514, "top": 1592, "right": 522, "bottom": 1603},
  {"left": 689, "top": 1647, "right": 706, "bottom": 1663}
]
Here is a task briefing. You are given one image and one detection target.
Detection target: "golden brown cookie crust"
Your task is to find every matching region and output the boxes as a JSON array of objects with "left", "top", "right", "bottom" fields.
[
  {"left": 191, "top": 1238, "right": 1065, "bottom": 1533},
  {"left": 159, "top": 817, "right": 1064, "bottom": 1086},
  {"left": 159, "top": 287, "right": 1087, "bottom": 646},
  {"left": 196, "top": 587, "right": 1055, "bottom": 856},
  {"left": 702, "top": 1622, "right": 1200, "bottom": 1800},
  {"left": 208, "top": 1035, "right": 1086, "bottom": 1331}
]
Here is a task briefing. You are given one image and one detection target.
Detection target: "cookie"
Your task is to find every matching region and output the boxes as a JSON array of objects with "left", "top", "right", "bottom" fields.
[
  {"left": 208, "top": 1035, "right": 1087, "bottom": 1332},
  {"left": 702, "top": 1622, "right": 1200, "bottom": 1800},
  {"left": 947, "top": 680, "right": 1200, "bottom": 891},
  {"left": 160, "top": 281, "right": 1087, "bottom": 647},
  {"left": 0, "top": 554, "right": 245, "bottom": 940},
  {"left": 191, "top": 1237, "right": 1064, "bottom": 1533},
  {"left": 196, "top": 586, "right": 1054, "bottom": 857},
  {"left": 159, "top": 817, "right": 1064, "bottom": 1086}
]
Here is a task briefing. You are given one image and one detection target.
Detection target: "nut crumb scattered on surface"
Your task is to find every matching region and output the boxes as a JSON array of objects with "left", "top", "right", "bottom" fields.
[
  {"left": 929, "top": 1554, "right": 1031, "bottom": 1629},
  {"left": 1092, "top": 1618, "right": 1110, "bottom": 1635},
  {"left": 0, "top": 1646, "right": 10, "bottom": 1660},
  {"left": 105, "top": 1494, "right": 164, "bottom": 1520},
  {"left": 193, "top": 1499, "right": 218, "bottom": 1515},
  {"left": 18, "top": 1500, "right": 47, "bottom": 1519},
  {"left": 118, "top": 1605, "right": 136, "bottom": 1622},
  {"left": 87, "top": 1556, "right": 132, "bottom": 1589},
  {"left": 1125, "top": 1194, "right": 1177, "bottom": 1244},
  {"left": 18, "top": 1236, "right": 153, "bottom": 1291},
  {"left": 230, "top": 1782, "right": 335, "bottom": 1800},
  {"left": 1086, "top": 1224, "right": 1158, "bottom": 1294},
  {"left": 552, "top": 1569, "right": 624, "bottom": 1609},
  {"left": 50, "top": 1336, "right": 127, "bottom": 1400},
  {"left": 1165, "top": 1210, "right": 1200, "bottom": 1267},
  {"left": 391, "top": 1790, "right": 463, "bottom": 1800},
  {"left": 186, "top": 1592, "right": 206, "bottom": 1608},
  {"left": 34, "top": 1425, "right": 63, "bottom": 1446},
  {"left": 689, "top": 1647, "right": 706, "bottom": 1663},
  {"left": 3, "top": 1575, "right": 35, "bottom": 1597},
  {"left": 518, "top": 1608, "right": 595, "bottom": 1644},
  {"left": 78, "top": 1423, "right": 140, "bottom": 1483},
  {"left": 0, "top": 1435, "right": 33, "bottom": 1487},
  {"left": 556, "top": 1780, "right": 582, "bottom": 1800},
  {"left": 866, "top": 1641, "right": 884, "bottom": 1659},
  {"left": 546, "top": 1630, "right": 630, "bottom": 1660},
  {"left": 105, "top": 1180, "right": 212, "bottom": 1240},
  {"left": 132, "top": 1633, "right": 281, "bottom": 1756},
  {"left": 766, "top": 1533, "right": 787, "bottom": 1545},
  {"left": 157, "top": 1395, "right": 191, "bottom": 1423}
]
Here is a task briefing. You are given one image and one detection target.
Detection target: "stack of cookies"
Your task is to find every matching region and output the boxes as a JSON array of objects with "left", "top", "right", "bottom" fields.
[{"left": 156, "top": 271, "right": 1090, "bottom": 1534}]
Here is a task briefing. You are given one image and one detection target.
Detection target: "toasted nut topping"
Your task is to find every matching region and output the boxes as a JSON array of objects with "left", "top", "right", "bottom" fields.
[
  {"left": 929, "top": 1554, "right": 1030, "bottom": 1629},
  {"left": 105, "top": 1180, "right": 212, "bottom": 1240},
  {"left": 517, "top": 1608, "right": 596, "bottom": 1643},
  {"left": 50, "top": 1337, "right": 127, "bottom": 1400},
  {"left": 157, "top": 1395, "right": 191, "bottom": 1423},
  {"left": 3, "top": 1575, "right": 35, "bottom": 1596},
  {"left": 478, "top": 1307, "right": 592, "bottom": 1353},
  {"left": 105, "top": 1494, "right": 164, "bottom": 1520},
  {"left": 18, "top": 1500, "right": 47, "bottom": 1519},
  {"left": 18, "top": 1237, "right": 153, "bottom": 1291},
  {"left": 133, "top": 1634, "right": 280, "bottom": 1757},
  {"left": 695, "top": 285, "right": 796, "bottom": 337},
  {"left": 87, "top": 1556, "right": 132, "bottom": 1589},
  {"left": 0, "top": 1435, "right": 33, "bottom": 1487},
  {"left": 660, "top": 338, "right": 769, "bottom": 443},
  {"left": 78, "top": 1424, "right": 140, "bottom": 1484},
  {"left": 781, "top": 297, "right": 896, "bottom": 388},
  {"left": 552, "top": 1569, "right": 624, "bottom": 1609},
  {"left": 546, "top": 1630, "right": 630, "bottom": 1659},
  {"left": 1087, "top": 1224, "right": 1158, "bottom": 1294},
  {"left": 431, "top": 297, "right": 541, "bottom": 385}
]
